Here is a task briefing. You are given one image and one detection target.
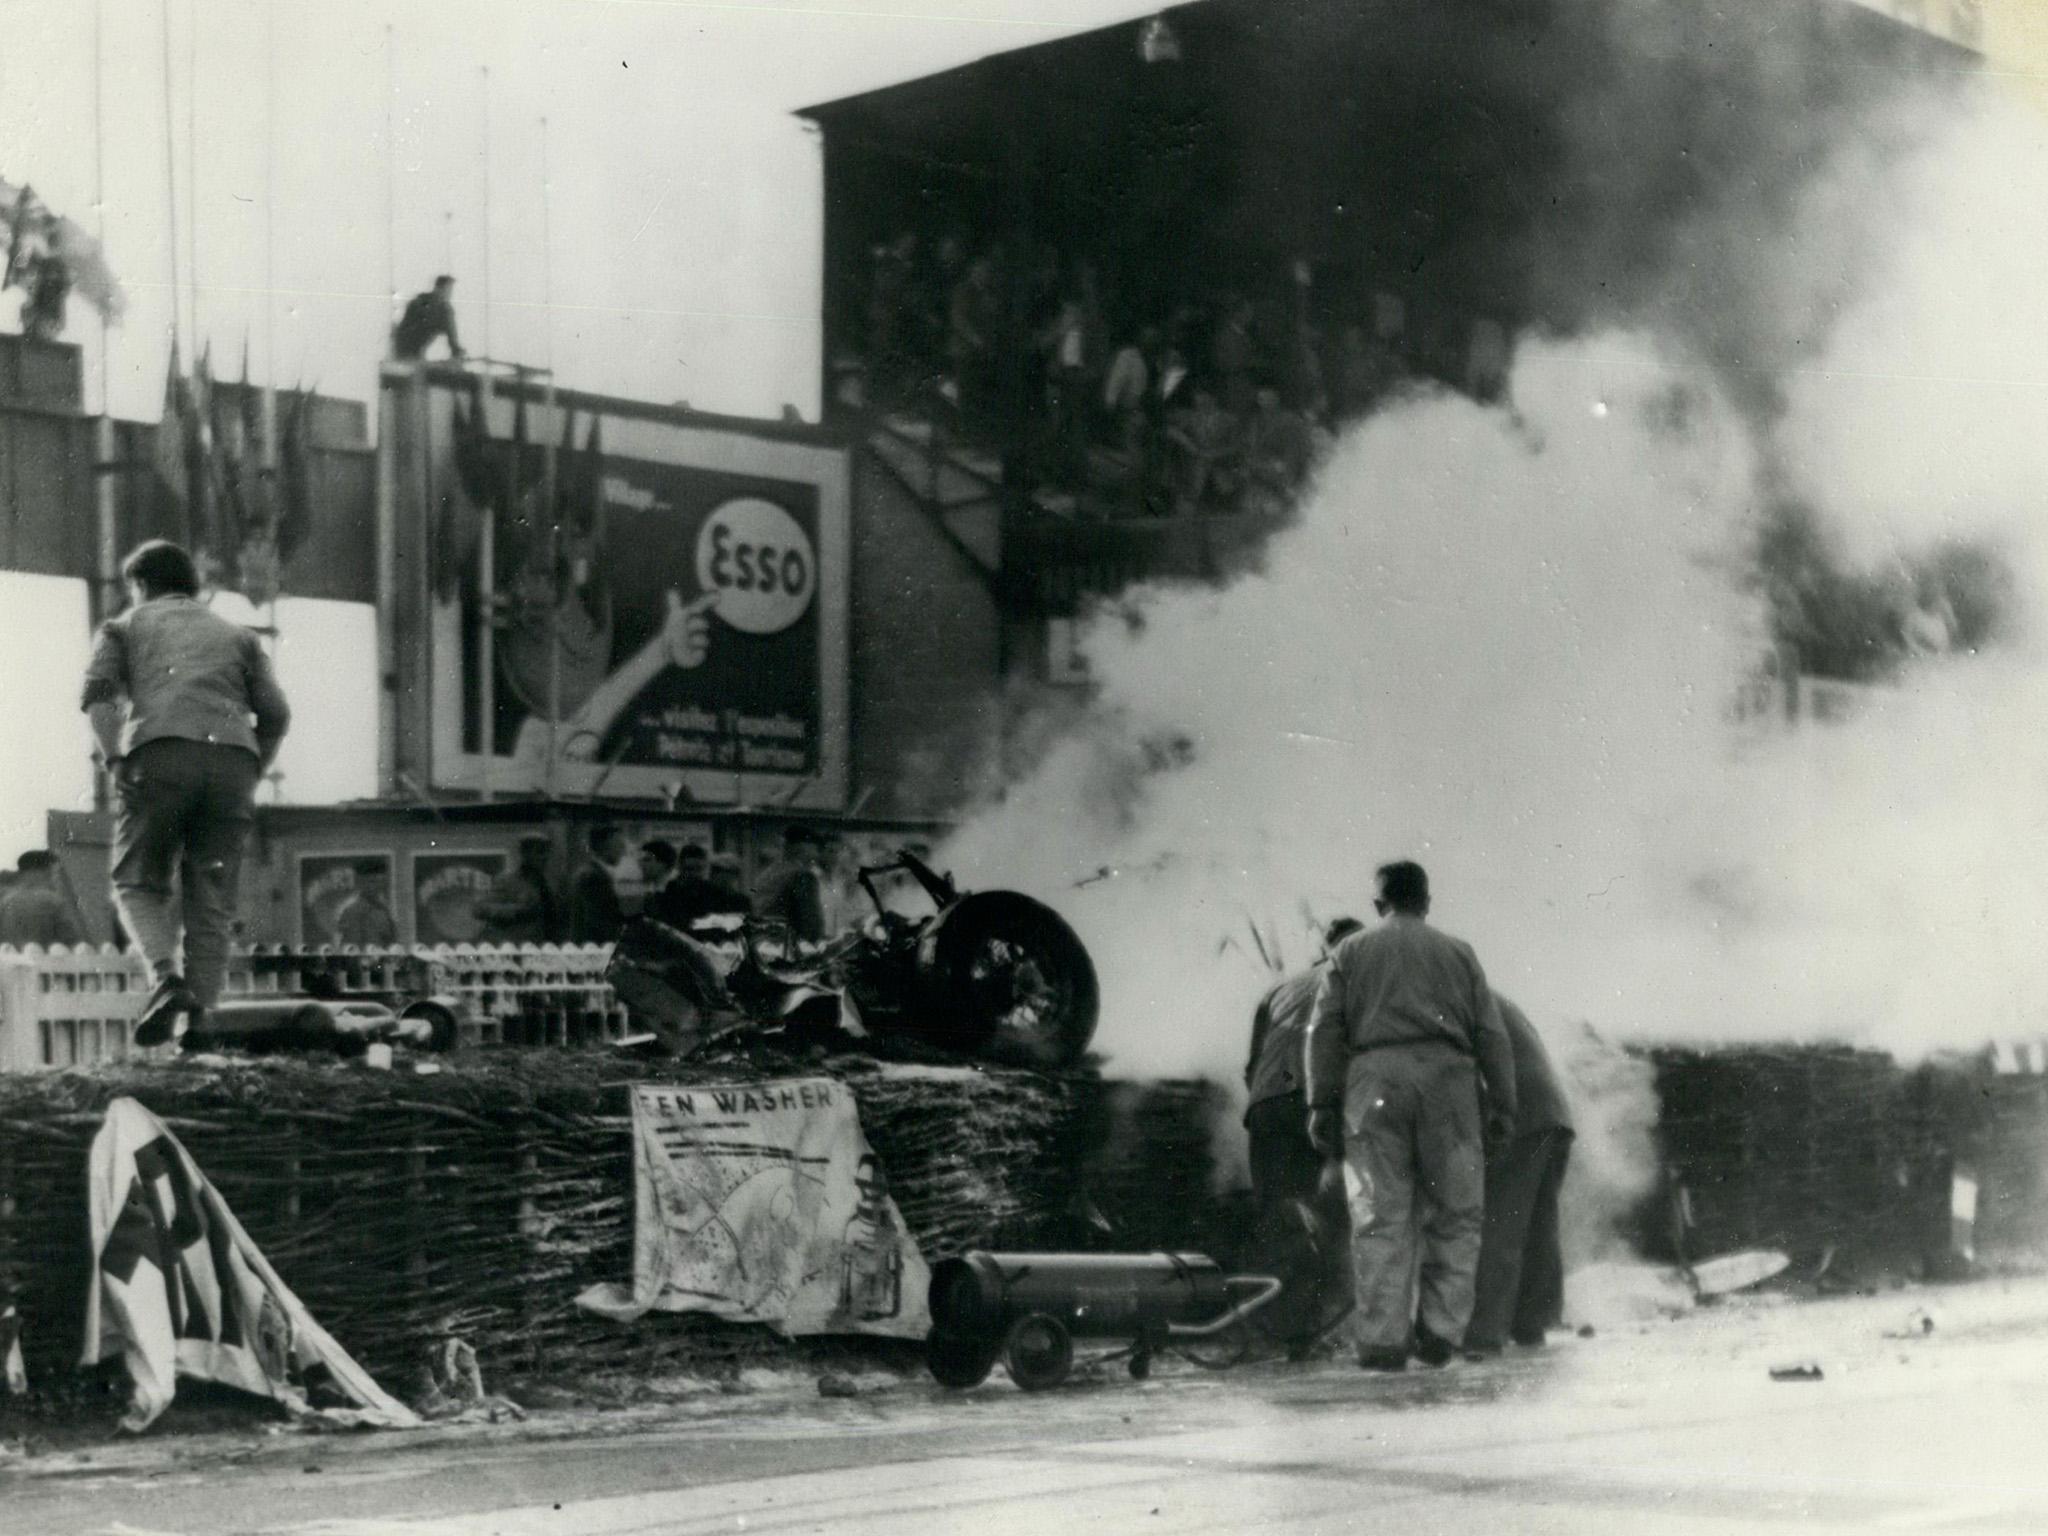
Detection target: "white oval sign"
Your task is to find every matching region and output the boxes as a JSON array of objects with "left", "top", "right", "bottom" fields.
[{"left": 693, "top": 498, "right": 817, "bottom": 636}]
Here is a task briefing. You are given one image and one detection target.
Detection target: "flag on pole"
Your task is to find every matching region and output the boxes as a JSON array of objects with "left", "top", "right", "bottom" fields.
[
  {"left": 190, "top": 346, "right": 225, "bottom": 586},
  {"left": 152, "top": 342, "right": 192, "bottom": 538},
  {"left": 83, "top": 1096, "right": 418, "bottom": 1434},
  {"left": 275, "top": 384, "right": 313, "bottom": 568}
]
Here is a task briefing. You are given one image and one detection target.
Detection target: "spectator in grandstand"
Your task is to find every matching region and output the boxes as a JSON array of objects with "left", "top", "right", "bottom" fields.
[
  {"left": 1167, "top": 385, "right": 1243, "bottom": 514},
  {"left": 1037, "top": 267, "right": 1102, "bottom": 489},
  {"left": 947, "top": 253, "right": 1004, "bottom": 434},
  {"left": 865, "top": 232, "right": 921, "bottom": 403},
  {"left": 0, "top": 850, "right": 85, "bottom": 948},
  {"left": 1330, "top": 323, "right": 1403, "bottom": 422},
  {"left": 1245, "top": 384, "right": 1316, "bottom": 505},
  {"left": 1210, "top": 294, "right": 1260, "bottom": 416},
  {"left": 1102, "top": 325, "right": 1156, "bottom": 426}
]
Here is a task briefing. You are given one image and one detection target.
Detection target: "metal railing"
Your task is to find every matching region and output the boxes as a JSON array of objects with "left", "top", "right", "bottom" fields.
[{"left": 0, "top": 941, "right": 628, "bottom": 1070}]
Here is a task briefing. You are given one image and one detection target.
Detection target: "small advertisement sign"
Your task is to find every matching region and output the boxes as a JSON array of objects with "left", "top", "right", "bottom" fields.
[
  {"left": 411, "top": 850, "right": 511, "bottom": 946},
  {"left": 297, "top": 853, "right": 397, "bottom": 948}
]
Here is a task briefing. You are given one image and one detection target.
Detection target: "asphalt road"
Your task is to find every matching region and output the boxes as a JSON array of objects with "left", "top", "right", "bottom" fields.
[{"left": 8, "top": 1277, "right": 2048, "bottom": 1536}]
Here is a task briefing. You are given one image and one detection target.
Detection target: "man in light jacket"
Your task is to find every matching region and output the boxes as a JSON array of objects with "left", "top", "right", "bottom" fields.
[
  {"left": 1305, "top": 861, "right": 1516, "bottom": 1370},
  {"left": 82, "top": 541, "right": 290, "bottom": 1044}
]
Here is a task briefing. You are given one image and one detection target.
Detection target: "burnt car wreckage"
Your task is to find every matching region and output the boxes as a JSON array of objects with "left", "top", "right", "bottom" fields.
[
  {"left": 607, "top": 851, "right": 1103, "bottom": 1070},
  {"left": 148, "top": 852, "right": 1097, "bottom": 1071}
]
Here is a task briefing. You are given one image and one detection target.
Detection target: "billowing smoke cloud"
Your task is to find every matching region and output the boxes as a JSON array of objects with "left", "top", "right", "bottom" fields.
[
  {"left": 946, "top": 330, "right": 1761, "bottom": 1080},
  {"left": 939, "top": 59, "right": 2048, "bottom": 1244}
]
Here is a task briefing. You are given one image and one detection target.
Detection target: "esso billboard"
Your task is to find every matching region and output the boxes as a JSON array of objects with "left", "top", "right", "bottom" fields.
[{"left": 694, "top": 497, "right": 817, "bottom": 635}]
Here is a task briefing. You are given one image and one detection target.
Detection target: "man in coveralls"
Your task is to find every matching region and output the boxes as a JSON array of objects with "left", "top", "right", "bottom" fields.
[
  {"left": 1304, "top": 861, "right": 1516, "bottom": 1370},
  {"left": 1465, "top": 992, "right": 1576, "bottom": 1355},
  {"left": 1244, "top": 916, "right": 1363, "bottom": 1357}
]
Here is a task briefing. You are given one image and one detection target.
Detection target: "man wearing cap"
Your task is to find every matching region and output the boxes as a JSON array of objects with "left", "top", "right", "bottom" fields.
[
  {"left": 1304, "top": 860, "right": 1516, "bottom": 1371},
  {"left": 1244, "top": 916, "right": 1363, "bottom": 1358},
  {"left": 81, "top": 540, "right": 291, "bottom": 1044},
  {"left": 1465, "top": 993, "right": 1576, "bottom": 1355}
]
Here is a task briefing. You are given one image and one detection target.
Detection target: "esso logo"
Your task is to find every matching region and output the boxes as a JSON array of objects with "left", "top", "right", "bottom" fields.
[{"left": 693, "top": 498, "right": 817, "bottom": 635}]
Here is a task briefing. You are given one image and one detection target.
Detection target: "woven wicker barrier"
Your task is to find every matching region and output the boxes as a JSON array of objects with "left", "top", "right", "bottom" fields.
[
  {"left": 1645, "top": 1046, "right": 1979, "bottom": 1272},
  {"left": 0, "top": 1052, "right": 1080, "bottom": 1393},
  {"left": 6, "top": 1044, "right": 2044, "bottom": 1409}
]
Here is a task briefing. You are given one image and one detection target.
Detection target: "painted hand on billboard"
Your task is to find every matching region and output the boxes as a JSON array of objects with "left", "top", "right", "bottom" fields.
[
  {"left": 537, "top": 589, "right": 718, "bottom": 764},
  {"left": 661, "top": 590, "right": 716, "bottom": 669}
]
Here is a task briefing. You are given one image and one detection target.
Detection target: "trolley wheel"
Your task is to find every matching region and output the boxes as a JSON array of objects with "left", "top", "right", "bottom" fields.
[
  {"left": 1003, "top": 1312, "right": 1075, "bottom": 1392},
  {"left": 1128, "top": 1349, "right": 1152, "bottom": 1381},
  {"left": 927, "top": 1328, "right": 1003, "bottom": 1391}
]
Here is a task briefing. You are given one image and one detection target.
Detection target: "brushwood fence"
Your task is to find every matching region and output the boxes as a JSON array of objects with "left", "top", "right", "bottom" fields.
[
  {"left": 0, "top": 1054, "right": 1084, "bottom": 1394},
  {"left": 1644, "top": 1044, "right": 2048, "bottom": 1277}
]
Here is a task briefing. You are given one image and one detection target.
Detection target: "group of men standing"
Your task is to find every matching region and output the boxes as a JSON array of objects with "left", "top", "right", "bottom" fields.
[{"left": 1245, "top": 860, "right": 1575, "bottom": 1369}]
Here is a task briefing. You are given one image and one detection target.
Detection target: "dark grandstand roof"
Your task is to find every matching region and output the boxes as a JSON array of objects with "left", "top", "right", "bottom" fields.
[{"left": 803, "top": 0, "right": 1973, "bottom": 325}]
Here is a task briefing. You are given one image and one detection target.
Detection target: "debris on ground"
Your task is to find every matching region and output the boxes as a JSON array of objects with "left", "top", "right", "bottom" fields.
[
  {"left": 1690, "top": 1249, "right": 1792, "bottom": 1299},
  {"left": 1768, "top": 1362, "right": 1825, "bottom": 1382},
  {"left": 415, "top": 1339, "right": 526, "bottom": 1424},
  {"left": 817, "top": 1373, "right": 862, "bottom": 1399}
]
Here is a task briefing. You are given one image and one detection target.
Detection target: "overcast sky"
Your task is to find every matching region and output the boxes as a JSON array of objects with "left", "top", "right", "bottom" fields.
[{"left": 0, "top": 0, "right": 1159, "bottom": 424}]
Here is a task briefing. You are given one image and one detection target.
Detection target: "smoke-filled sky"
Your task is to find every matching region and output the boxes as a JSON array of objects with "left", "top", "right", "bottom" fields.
[{"left": 945, "top": 70, "right": 2048, "bottom": 1070}]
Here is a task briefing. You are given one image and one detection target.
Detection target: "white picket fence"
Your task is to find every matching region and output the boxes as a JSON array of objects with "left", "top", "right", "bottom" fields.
[{"left": 0, "top": 942, "right": 627, "bottom": 1071}]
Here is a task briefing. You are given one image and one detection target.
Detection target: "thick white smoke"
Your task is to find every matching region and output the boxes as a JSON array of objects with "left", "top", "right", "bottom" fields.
[
  {"left": 947, "top": 329, "right": 1762, "bottom": 1080},
  {"left": 941, "top": 77, "right": 2048, "bottom": 1248},
  {"left": 947, "top": 82, "right": 2048, "bottom": 1078}
]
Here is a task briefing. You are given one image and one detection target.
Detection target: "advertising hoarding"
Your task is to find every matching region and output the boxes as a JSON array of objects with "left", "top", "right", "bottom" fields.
[{"left": 385, "top": 372, "right": 850, "bottom": 808}]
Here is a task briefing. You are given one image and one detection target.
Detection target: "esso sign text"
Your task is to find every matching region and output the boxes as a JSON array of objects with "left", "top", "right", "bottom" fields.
[{"left": 693, "top": 498, "right": 817, "bottom": 635}]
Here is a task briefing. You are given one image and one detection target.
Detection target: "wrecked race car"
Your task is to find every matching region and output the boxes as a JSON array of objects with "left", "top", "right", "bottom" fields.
[{"left": 605, "top": 851, "right": 1100, "bottom": 1070}]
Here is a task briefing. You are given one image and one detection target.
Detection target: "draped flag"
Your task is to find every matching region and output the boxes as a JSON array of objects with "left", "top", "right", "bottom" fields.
[
  {"left": 152, "top": 342, "right": 193, "bottom": 543},
  {"left": 577, "top": 1079, "right": 931, "bottom": 1339},
  {"left": 83, "top": 1097, "right": 419, "bottom": 1434}
]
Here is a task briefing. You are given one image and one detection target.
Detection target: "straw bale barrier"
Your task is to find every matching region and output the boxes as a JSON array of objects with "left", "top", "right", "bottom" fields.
[{"left": 0, "top": 1051, "right": 1082, "bottom": 1392}]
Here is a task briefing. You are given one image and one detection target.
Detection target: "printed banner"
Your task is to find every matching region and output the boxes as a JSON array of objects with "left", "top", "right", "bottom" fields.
[
  {"left": 83, "top": 1097, "right": 418, "bottom": 1433},
  {"left": 412, "top": 850, "right": 509, "bottom": 945},
  {"left": 577, "top": 1079, "right": 930, "bottom": 1338}
]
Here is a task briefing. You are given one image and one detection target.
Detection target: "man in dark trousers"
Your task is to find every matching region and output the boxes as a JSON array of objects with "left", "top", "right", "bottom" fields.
[
  {"left": 392, "top": 275, "right": 464, "bottom": 362},
  {"left": 81, "top": 540, "right": 291, "bottom": 1044},
  {"left": 567, "top": 825, "right": 627, "bottom": 945},
  {"left": 1304, "top": 861, "right": 1516, "bottom": 1370},
  {"left": 1244, "top": 916, "right": 1363, "bottom": 1358},
  {"left": 1466, "top": 993, "right": 1576, "bottom": 1355}
]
